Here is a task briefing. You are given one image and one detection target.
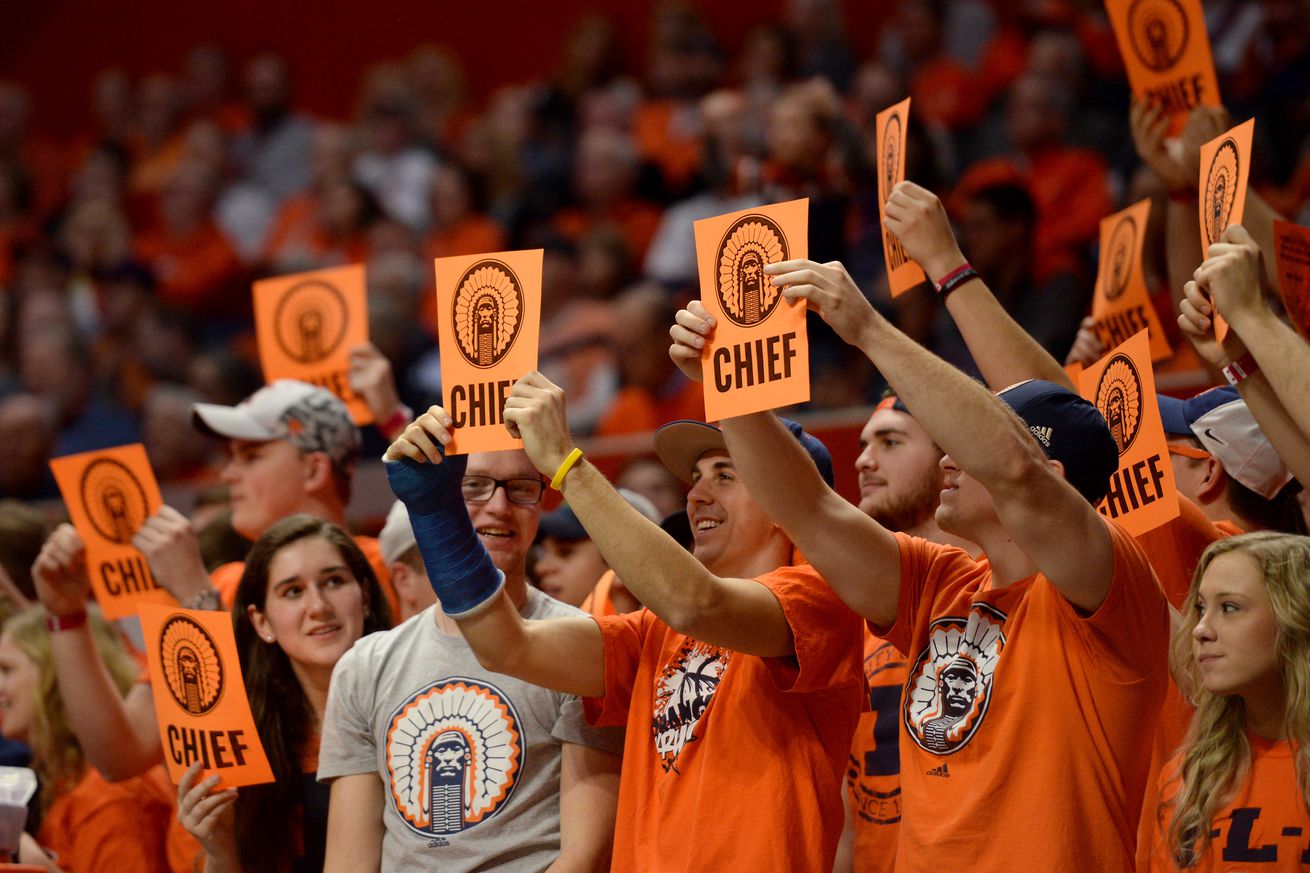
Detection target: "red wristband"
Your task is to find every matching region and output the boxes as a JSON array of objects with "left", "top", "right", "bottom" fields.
[
  {"left": 45, "top": 609, "right": 88, "bottom": 633},
  {"left": 932, "top": 263, "right": 979, "bottom": 299},
  {"left": 378, "top": 405, "right": 414, "bottom": 441},
  {"left": 1222, "top": 352, "right": 1259, "bottom": 387}
]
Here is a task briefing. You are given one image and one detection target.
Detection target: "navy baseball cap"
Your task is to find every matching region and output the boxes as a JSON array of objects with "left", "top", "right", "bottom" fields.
[
  {"left": 538, "top": 489, "right": 661, "bottom": 541},
  {"left": 997, "top": 380, "right": 1119, "bottom": 505},
  {"left": 653, "top": 418, "right": 835, "bottom": 487},
  {"left": 1158, "top": 385, "right": 1239, "bottom": 437}
]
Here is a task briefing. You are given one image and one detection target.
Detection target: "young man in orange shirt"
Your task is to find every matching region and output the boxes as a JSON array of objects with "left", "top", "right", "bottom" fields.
[{"left": 383, "top": 373, "right": 865, "bottom": 872}]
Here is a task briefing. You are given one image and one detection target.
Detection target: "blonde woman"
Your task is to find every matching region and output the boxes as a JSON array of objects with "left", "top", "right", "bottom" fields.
[
  {"left": 0, "top": 606, "right": 173, "bottom": 873},
  {"left": 1148, "top": 532, "right": 1310, "bottom": 871}
]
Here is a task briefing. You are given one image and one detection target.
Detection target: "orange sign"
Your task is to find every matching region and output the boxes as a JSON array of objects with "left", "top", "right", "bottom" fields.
[
  {"left": 49, "top": 445, "right": 173, "bottom": 620},
  {"left": 1106, "top": 0, "right": 1220, "bottom": 134},
  {"left": 435, "top": 249, "right": 542, "bottom": 454},
  {"left": 1198, "top": 118, "right": 1255, "bottom": 341},
  {"left": 876, "top": 98, "right": 926, "bottom": 297},
  {"left": 1078, "top": 330, "right": 1180, "bottom": 536},
  {"left": 139, "top": 604, "right": 274, "bottom": 788},
  {"left": 1089, "top": 199, "right": 1171, "bottom": 361},
  {"left": 694, "top": 199, "right": 809, "bottom": 420},
  {"left": 1273, "top": 220, "right": 1310, "bottom": 340},
  {"left": 254, "top": 265, "right": 372, "bottom": 424}
]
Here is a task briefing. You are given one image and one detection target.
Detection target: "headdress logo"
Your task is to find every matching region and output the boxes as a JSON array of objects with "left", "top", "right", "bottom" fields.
[
  {"left": 1103, "top": 216, "right": 1138, "bottom": 302},
  {"left": 451, "top": 261, "right": 524, "bottom": 369},
  {"left": 881, "top": 114, "right": 902, "bottom": 205},
  {"left": 273, "top": 279, "right": 350, "bottom": 364},
  {"left": 715, "top": 215, "right": 789, "bottom": 327},
  {"left": 1095, "top": 354, "right": 1144, "bottom": 454},
  {"left": 159, "top": 615, "right": 225, "bottom": 715},
  {"left": 1128, "top": 0, "right": 1189, "bottom": 72},
  {"left": 1204, "top": 139, "right": 1240, "bottom": 246},
  {"left": 904, "top": 606, "right": 1006, "bottom": 755},
  {"left": 79, "top": 458, "right": 149, "bottom": 545}
]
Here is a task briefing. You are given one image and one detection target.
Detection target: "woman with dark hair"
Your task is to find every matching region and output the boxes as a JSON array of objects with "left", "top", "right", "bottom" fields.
[
  {"left": 1147, "top": 531, "right": 1310, "bottom": 871},
  {"left": 177, "top": 514, "right": 390, "bottom": 873}
]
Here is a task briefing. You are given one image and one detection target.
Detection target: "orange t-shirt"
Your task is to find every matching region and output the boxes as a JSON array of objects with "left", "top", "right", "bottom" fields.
[
  {"left": 580, "top": 568, "right": 620, "bottom": 618},
  {"left": 1146, "top": 737, "right": 1310, "bottom": 872},
  {"left": 37, "top": 766, "right": 174, "bottom": 873},
  {"left": 210, "top": 534, "right": 398, "bottom": 619},
  {"left": 594, "top": 380, "right": 706, "bottom": 438},
  {"left": 883, "top": 519, "right": 1170, "bottom": 872},
  {"left": 846, "top": 630, "right": 909, "bottom": 873},
  {"left": 553, "top": 199, "right": 663, "bottom": 262},
  {"left": 133, "top": 223, "right": 243, "bottom": 315},
  {"left": 584, "top": 562, "right": 865, "bottom": 872}
]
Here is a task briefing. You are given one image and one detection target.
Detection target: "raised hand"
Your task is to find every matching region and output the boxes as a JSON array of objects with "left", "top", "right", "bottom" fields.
[
  {"left": 347, "top": 342, "right": 403, "bottom": 424},
  {"left": 177, "top": 762, "right": 239, "bottom": 864},
  {"left": 132, "top": 506, "right": 211, "bottom": 604},
  {"left": 383, "top": 406, "right": 468, "bottom": 510},
  {"left": 1194, "top": 224, "right": 1266, "bottom": 324},
  {"left": 503, "top": 372, "right": 576, "bottom": 478},
  {"left": 31, "top": 524, "right": 91, "bottom": 618},
  {"left": 1065, "top": 316, "right": 1104, "bottom": 367},
  {"left": 1177, "top": 279, "right": 1247, "bottom": 368},
  {"left": 882, "top": 181, "right": 967, "bottom": 281},
  {"left": 668, "top": 300, "right": 716, "bottom": 383},
  {"left": 763, "top": 258, "right": 876, "bottom": 346}
]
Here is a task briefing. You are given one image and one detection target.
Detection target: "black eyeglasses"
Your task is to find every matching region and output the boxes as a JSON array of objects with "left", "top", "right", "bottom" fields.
[{"left": 460, "top": 475, "right": 545, "bottom": 505}]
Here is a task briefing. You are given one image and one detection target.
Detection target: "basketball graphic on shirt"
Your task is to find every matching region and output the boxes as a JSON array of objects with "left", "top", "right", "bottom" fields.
[
  {"left": 715, "top": 215, "right": 789, "bottom": 327},
  {"left": 452, "top": 260, "right": 524, "bottom": 369},
  {"left": 273, "top": 279, "right": 350, "bottom": 364},
  {"left": 904, "top": 606, "right": 1006, "bottom": 755},
  {"left": 386, "top": 678, "right": 523, "bottom": 837},
  {"left": 652, "top": 641, "right": 730, "bottom": 772},
  {"left": 1127, "top": 0, "right": 1189, "bottom": 72},
  {"left": 1103, "top": 216, "right": 1137, "bottom": 302},
  {"left": 881, "top": 114, "right": 902, "bottom": 205},
  {"left": 159, "top": 615, "right": 225, "bottom": 715},
  {"left": 1095, "top": 355, "right": 1144, "bottom": 455},
  {"left": 1204, "top": 139, "right": 1240, "bottom": 246},
  {"left": 79, "top": 458, "right": 150, "bottom": 545}
]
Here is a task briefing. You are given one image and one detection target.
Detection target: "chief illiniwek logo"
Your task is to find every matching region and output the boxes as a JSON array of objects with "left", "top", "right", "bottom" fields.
[
  {"left": 159, "top": 615, "right": 225, "bottom": 715},
  {"left": 715, "top": 215, "right": 789, "bottom": 327},
  {"left": 1204, "top": 139, "right": 1240, "bottom": 246},
  {"left": 881, "top": 113, "right": 902, "bottom": 204},
  {"left": 452, "top": 260, "right": 524, "bottom": 369},
  {"left": 1096, "top": 354, "right": 1144, "bottom": 455},
  {"left": 1103, "top": 216, "right": 1137, "bottom": 302},
  {"left": 1128, "top": 0, "right": 1190, "bottom": 73},
  {"left": 79, "top": 458, "right": 149, "bottom": 545},
  {"left": 273, "top": 279, "right": 350, "bottom": 364}
]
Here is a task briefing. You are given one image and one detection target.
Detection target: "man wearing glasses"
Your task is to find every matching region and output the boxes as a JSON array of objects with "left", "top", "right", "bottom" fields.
[{"left": 318, "top": 447, "right": 625, "bottom": 873}]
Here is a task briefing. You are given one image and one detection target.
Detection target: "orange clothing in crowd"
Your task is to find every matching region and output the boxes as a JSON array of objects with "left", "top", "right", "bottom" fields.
[
  {"left": 424, "top": 214, "right": 506, "bottom": 261},
  {"left": 553, "top": 199, "right": 663, "bottom": 262},
  {"left": 594, "top": 379, "right": 706, "bottom": 438},
  {"left": 211, "top": 534, "right": 398, "bottom": 619},
  {"left": 910, "top": 57, "right": 986, "bottom": 130},
  {"left": 37, "top": 766, "right": 174, "bottom": 873},
  {"left": 262, "top": 193, "right": 369, "bottom": 271},
  {"left": 846, "top": 630, "right": 909, "bottom": 873},
  {"left": 632, "top": 100, "right": 703, "bottom": 193},
  {"left": 581, "top": 568, "right": 621, "bottom": 618},
  {"left": 584, "top": 562, "right": 865, "bottom": 872},
  {"left": 882, "top": 520, "right": 1170, "bottom": 873},
  {"left": 134, "top": 223, "right": 243, "bottom": 314},
  {"left": 1146, "top": 736, "right": 1310, "bottom": 872}
]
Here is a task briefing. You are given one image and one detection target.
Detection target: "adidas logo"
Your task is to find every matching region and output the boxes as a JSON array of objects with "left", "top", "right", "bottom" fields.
[
  {"left": 926, "top": 763, "right": 950, "bottom": 778},
  {"left": 1029, "top": 425, "right": 1053, "bottom": 447}
]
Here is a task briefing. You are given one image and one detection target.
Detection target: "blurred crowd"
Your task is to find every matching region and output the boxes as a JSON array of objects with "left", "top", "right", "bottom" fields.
[{"left": 2, "top": 0, "right": 1310, "bottom": 506}]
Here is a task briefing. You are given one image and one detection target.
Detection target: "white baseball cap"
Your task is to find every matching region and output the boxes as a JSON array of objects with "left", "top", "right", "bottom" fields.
[{"left": 192, "top": 380, "right": 361, "bottom": 473}]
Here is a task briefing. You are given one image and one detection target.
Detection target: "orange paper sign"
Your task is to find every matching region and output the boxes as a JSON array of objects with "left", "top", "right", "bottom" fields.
[
  {"left": 876, "top": 98, "right": 926, "bottom": 297},
  {"left": 1089, "top": 199, "right": 1171, "bottom": 361},
  {"left": 435, "top": 249, "right": 542, "bottom": 454},
  {"left": 1198, "top": 118, "right": 1255, "bottom": 341},
  {"left": 1106, "top": 0, "right": 1220, "bottom": 134},
  {"left": 48, "top": 445, "right": 173, "bottom": 620},
  {"left": 254, "top": 265, "right": 372, "bottom": 424},
  {"left": 694, "top": 199, "right": 810, "bottom": 421},
  {"left": 1078, "top": 330, "right": 1180, "bottom": 536},
  {"left": 1273, "top": 220, "right": 1310, "bottom": 340},
  {"left": 139, "top": 604, "right": 274, "bottom": 788}
]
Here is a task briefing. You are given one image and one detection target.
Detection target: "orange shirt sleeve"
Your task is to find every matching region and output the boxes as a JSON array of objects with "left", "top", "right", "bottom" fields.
[
  {"left": 38, "top": 772, "right": 171, "bottom": 873},
  {"left": 584, "top": 608, "right": 655, "bottom": 727},
  {"left": 755, "top": 563, "right": 863, "bottom": 694},
  {"left": 881, "top": 533, "right": 981, "bottom": 654},
  {"left": 210, "top": 561, "right": 244, "bottom": 608}
]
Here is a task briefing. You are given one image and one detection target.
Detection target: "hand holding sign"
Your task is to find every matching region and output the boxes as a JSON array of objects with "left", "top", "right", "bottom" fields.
[
  {"left": 875, "top": 99, "right": 927, "bottom": 296},
  {"left": 1194, "top": 224, "right": 1267, "bottom": 328},
  {"left": 31, "top": 524, "right": 90, "bottom": 619},
  {"left": 503, "top": 372, "right": 579, "bottom": 478},
  {"left": 1178, "top": 278, "right": 1247, "bottom": 369},
  {"left": 1089, "top": 199, "right": 1171, "bottom": 361},
  {"left": 668, "top": 300, "right": 717, "bottom": 383},
  {"left": 1107, "top": 0, "right": 1220, "bottom": 134},
  {"left": 177, "top": 763, "right": 238, "bottom": 864},
  {"left": 1197, "top": 117, "right": 1255, "bottom": 343},
  {"left": 766, "top": 259, "right": 874, "bottom": 348},
  {"left": 883, "top": 181, "right": 967, "bottom": 283}
]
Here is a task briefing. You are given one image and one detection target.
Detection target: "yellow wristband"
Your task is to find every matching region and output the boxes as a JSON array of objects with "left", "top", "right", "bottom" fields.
[{"left": 550, "top": 448, "right": 584, "bottom": 491}]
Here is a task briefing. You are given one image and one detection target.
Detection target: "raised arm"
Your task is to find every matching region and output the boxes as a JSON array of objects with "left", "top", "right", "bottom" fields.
[
  {"left": 32, "top": 525, "right": 163, "bottom": 779},
  {"left": 766, "top": 258, "right": 1114, "bottom": 611},
  {"left": 323, "top": 774, "right": 384, "bottom": 873},
  {"left": 384, "top": 411, "right": 605, "bottom": 697},
  {"left": 502, "top": 373, "right": 797, "bottom": 658},
  {"left": 132, "top": 505, "right": 218, "bottom": 608},
  {"left": 548, "top": 743, "right": 621, "bottom": 873},
  {"left": 882, "top": 181, "right": 1074, "bottom": 391}
]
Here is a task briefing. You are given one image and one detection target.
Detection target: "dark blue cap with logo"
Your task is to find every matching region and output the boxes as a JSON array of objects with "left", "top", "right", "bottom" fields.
[
  {"left": 653, "top": 418, "right": 835, "bottom": 487},
  {"left": 996, "top": 379, "right": 1119, "bottom": 505}
]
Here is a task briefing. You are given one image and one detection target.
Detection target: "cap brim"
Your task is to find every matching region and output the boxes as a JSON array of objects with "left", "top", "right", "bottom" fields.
[
  {"left": 538, "top": 510, "right": 588, "bottom": 541},
  {"left": 653, "top": 420, "right": 726, "bottom": 483},
  {"left": 192, "top": 403, "right": 281, "bottom": 442},
  {"left": 1157, "top": 396, "right": 1191, "bottom": 437}
]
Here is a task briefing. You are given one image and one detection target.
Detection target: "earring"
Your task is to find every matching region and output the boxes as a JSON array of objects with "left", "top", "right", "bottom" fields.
[{"left": 265, "top": 635, "right": 275, "bottom": 643}]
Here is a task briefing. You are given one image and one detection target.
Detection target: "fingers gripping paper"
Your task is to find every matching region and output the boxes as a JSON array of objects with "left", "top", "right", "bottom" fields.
[
  {"left": 876, "top": 99, "right": 926, "bottom": 297},
  {"left": 139, "top": 604, "right": 275, "bottom": 788},
  {"left": 1106, "top": 0, "right": 1220, "bottom": 134},
  {"left": 435, "top": 249, "right": 542, "bottom": 454},
  {"left": 254, "top": 264, "right": 372, "bottom": 424},
  {"left": 1198, "top": 118, "right": 1255, "bottom": 341},
  {"left": 1273, "top": 221, "right": 1310, "bottom": 340},
  {"left": 1078, "top": 330, "right": 1180, "bottom": 536},
  {"left": 694, "top": 199, "right": 810, "bottom": 420},
  {"left": 1089, "top": 199, "right": 1172, "bottom": 361},
  {"left": 48, "top": 444, "right": 174, "bottom": 620}
]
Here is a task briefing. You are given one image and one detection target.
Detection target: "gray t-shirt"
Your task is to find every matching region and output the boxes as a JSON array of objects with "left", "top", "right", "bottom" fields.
[{"left": 319, "top": 589, "right": 623, "bottom": 872}]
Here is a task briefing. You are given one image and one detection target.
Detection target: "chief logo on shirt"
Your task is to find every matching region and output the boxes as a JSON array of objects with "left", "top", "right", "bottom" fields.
[
  {"left": 1204, "top": 139, "right": 1240, "bottom": 245},
  {"left": 1127, "top": 0, "right": 1190, "bottom": 72},
  {"left": 452, "top": 260, "right": 524, "bottom": 369},
  {"left": 386, "top": 678, "right": 523, "bottom": 837},
  {"left": 904, "top": 606, "right": 1006, "bottom": 755},
  {"left": 80, "top": 458, "right": 149, "bottom": 545},
  {"left": 159, "top": 615, "right": 225, "bottom": 715},
  {"left": 1095, "top": 354, "right": 1143, "bottom": 454},
  {"left": 273, "top": 279, "right": 350, "bottom": 364},
  {"left": 652, "top": 641, "right": 730, "bottom": 772},
  {"left": 1103, "top": 215, "right": 1137, "bottom": 302},
  {"left": 715, "top": 215, "right": 789, "bottom": 327}
]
